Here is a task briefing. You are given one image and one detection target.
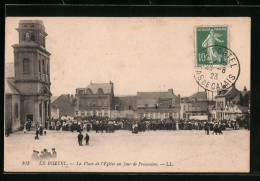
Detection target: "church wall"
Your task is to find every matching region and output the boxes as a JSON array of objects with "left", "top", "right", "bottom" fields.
[
  {"left": 15, "top": 82, "right": 39, "bottom": 95},
  {"left": 11, "top": 95, "right": 21, "bottom": 131},
  {"left": 5, "top": 95, "right": 12, "bottom": 127},
  {"left": 14, "top": 51, "right": 37, "bottom": 81}
]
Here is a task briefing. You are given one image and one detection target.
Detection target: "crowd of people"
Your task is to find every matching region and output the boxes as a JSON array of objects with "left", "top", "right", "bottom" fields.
[
  {"left": 31, "top": 148, "right": 57, "bottom": 160},
  {"left": 42, "top": 116, "right": 249, "bottom": 134}
]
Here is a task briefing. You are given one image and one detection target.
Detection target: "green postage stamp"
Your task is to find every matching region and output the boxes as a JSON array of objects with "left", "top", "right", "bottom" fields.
[{"left": 196, "top": 26, "right": 228, "bottom": 66}]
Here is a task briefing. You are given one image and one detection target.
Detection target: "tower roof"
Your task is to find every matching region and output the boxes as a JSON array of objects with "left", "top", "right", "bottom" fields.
[{"left": 19, "top": 20, "right": 45, "bottom": 28}]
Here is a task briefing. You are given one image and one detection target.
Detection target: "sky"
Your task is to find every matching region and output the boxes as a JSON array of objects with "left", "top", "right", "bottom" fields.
[{"left": 5, "top": 17, "right": 251, "bottom": 97}]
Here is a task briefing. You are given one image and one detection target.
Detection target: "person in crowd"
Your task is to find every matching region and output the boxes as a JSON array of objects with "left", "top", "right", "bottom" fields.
[
  {"left": 31, "top": 150, "right": 39, "bottom": 160},
  {"left": 78, "top": 132, "right": 83, "bottom": 146},
  {"left": 23, "top": 123, "right": 27, "bottom": 133},
  {"left": 84, "top": 133, "right": 90, "bottom": 145},
  {"left": 39, "top": 124, "right": 43, "bottom": 136},
  {"left": 52, "top": 148, "right": 57, "bottom": 158},
  {"left": 35, "top": 127, "right": 39, "bottom": 139}
]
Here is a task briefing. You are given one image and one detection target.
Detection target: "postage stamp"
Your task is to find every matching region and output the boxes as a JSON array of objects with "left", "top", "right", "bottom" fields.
[
  {"left": 196, "top": 26, "right": 228, "bottom": 66},
  {"left": 194, "top": 26, "right": 240, "bottom": 92}
]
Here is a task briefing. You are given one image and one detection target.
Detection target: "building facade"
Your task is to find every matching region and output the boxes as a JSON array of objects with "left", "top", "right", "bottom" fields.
[
  {"left": 180, "top": 92, "right": 214, "bottom": 120},
  {"left": 136, "top": 89, "right": 181, "bottom": 120},
  {"left": 5, "top": 20, "right": 51, "bottom": 131},
  {"left": 75, "top": 82, "right": 114, "bottom": 117},
  {"left": 211, "top": 86, "right": 250, "bottom": 121}
]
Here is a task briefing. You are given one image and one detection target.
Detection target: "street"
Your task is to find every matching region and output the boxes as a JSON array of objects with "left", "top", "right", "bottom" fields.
[{"left": 4, "top": 129, "right": 249, "bottom": 172}]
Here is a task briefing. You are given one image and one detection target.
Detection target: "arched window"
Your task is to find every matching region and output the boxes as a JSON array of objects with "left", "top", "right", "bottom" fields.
[
  {"left": 115, "top": 105, "right": 119, "bottom": 110},
  {"left": 86, "top": 88, "right": 93, "bottom": 94},
  {"left": 98, "top": 88, "right": 104, "bottom": 94},
  {"left": 23, "top": 58, "right": 30, "bottom": 73},
  {"left": 42, "top": 60, "right": 46, "bottom": 74},
  {"left": 15, "top": 103, "right": 19, "bottom": 119}
]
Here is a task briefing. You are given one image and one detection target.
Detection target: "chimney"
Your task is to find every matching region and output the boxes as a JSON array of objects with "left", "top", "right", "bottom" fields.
[
  {"left": 168, "top": 89, "right": 174, "bottom": 94},
  {"left": 243, "top": 86, "right": 247, "bottom": 91}
]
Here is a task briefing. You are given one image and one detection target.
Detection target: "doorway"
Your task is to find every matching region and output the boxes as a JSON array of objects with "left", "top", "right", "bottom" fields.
[{"left": 26, "top": 114, "right": 33, "bottom": 122}]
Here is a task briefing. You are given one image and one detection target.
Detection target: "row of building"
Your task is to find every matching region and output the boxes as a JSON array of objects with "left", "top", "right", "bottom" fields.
[
  {"left": 51, "top": 81, "right": 250, "bottom": 123},
  {"left": 5, "top": 20, "right": 250, "bottom": 133}
]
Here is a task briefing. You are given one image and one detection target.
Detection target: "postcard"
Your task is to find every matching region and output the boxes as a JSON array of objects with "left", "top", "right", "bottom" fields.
[{"left": 4, "top": 17, "right": 250, "bottom": 172}]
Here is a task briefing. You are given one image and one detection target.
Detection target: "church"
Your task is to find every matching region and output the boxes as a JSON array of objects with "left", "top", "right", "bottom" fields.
[{"left": 5, "top": 20, "right": 52, "bottom": 132}]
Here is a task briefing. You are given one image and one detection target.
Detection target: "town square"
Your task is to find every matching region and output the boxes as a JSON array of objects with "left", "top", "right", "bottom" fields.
[{"left": 4, "top": 17, "right": 250, "bottom": 172}]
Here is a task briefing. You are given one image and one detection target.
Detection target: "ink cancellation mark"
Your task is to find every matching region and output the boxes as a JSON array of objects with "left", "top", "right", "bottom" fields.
[{"left": 194, "top": 45, "right": 240, "bottom": 92}]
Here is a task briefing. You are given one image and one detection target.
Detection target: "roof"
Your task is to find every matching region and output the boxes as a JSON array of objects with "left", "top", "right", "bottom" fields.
[
  {"left": 236, "top": 105, "right": 250, "bottom": 113},
  {"left": 137, "top": 91, "right": 176, "bottom": 108},
  {"left": 181, "top": 92, "right": 207, "bottom": 103},
  {"left": 51, "top": 96, "right": 59, "bottom": 103},
  {"left": 216, "top": 86, "right": 240, "bottom": 99},
  {"left": 86, "top": 83, "right": 113, "bottom": 94},
  {"left": 5, "top": 78, "right": 20, "bottom": 95},
  {"left": 189, "top": 92, "right": 207, "bottom": 101},
  {"left": 51, "top": 94, "right": 75, "bottom": 117},
  {"left": 20, "top": 20, "right": 44, "bottom": 26},
  {"left": 5, "top": 62, "right": 14, "bottom": 78},
  {"left": 114, "top": 96, "right": 137, "bottom": 110}
]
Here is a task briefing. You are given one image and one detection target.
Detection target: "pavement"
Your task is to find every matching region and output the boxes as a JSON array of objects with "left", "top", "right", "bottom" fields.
[{"left": 4, "top": 129, "right": 250, "bottom": 172}]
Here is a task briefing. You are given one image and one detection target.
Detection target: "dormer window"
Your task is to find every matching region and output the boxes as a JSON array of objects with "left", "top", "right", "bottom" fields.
[
  {"left": 98, "top": 88, "right": 104, "bottom": 94},
  {"left": 86, "top": 88, "right": 93, "bottom": 94}
]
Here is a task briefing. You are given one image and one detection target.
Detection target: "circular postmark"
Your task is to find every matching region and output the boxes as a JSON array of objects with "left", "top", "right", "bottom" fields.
[{"left": 194, "top": 45, "right": 240, "bottom": 92}]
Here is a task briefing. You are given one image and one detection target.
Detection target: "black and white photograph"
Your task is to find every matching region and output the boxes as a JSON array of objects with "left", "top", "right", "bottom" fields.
[{"left": 4, "top": 17, "right": 250, "bottom": 172}]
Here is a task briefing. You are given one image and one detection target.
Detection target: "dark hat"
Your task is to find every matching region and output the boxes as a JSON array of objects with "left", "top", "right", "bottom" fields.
[
  {"left": 43, "top": 149, "right": 47, "bottom": 152},
  {"left": 52, "top": 148, "right": 55, "bottom": 150},
  {"left": 33, "top": 150, "right": 36, "bottom": 152}
]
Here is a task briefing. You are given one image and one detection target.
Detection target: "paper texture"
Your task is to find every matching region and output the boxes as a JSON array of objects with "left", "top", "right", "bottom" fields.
[{"left": 4, "top": 17, "right": 250, "bottom": 172}]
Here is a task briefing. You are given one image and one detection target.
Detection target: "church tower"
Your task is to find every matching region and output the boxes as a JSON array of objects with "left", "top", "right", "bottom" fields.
[{"left": 12, "top": 20, "right": 52, "bottom": 126}]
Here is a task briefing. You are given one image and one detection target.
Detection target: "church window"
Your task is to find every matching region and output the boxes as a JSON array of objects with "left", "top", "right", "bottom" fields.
[
  {"left": 39, "top": 103, "right": 42, "bottom": 117},
  {"left": 46, "top": 62, "right": 49, "bottom": 75},
  {"left": 43, "top": 37, "right": 46, "bottom": 47},
  {"left": 39, "top": 60, "right": 41, "bottom": 73},
  {"left": 42, "top": 60, "right": 46, "bottom": 74},
  {"left": 23, "top": 58, "right": 30, "bottom": 73},
  {"left": 15, "top": 103, "right": 19, "bottom": 119},
  {"left": 31, "top": 34, "right": 35, "bottom": 41},
  {"left": 98, "top": 88, "right": 104, "bottom": 94}
]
